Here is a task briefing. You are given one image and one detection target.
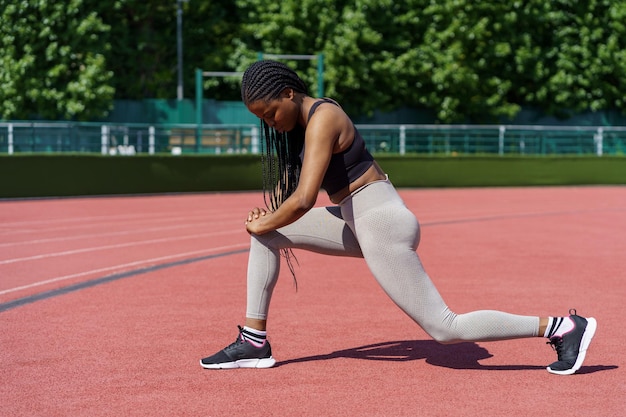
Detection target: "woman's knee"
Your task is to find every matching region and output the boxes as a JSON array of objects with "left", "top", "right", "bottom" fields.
[
  {"left": 431, "top": 333, "right": 462, "bottom": 344},
  {"left": 426, "top": 328, "right": 462, "bottom": 344},
  {"left": 419, "top": 311, "right": 462, "bottom": 344},
  {"left": 251, "top": 231, "right": 281, "bottom": 250}
]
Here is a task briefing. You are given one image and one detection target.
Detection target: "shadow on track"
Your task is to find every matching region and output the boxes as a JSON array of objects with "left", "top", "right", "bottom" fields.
[{"left": 277, "top": 340, "right": 617, "bottom": 373}]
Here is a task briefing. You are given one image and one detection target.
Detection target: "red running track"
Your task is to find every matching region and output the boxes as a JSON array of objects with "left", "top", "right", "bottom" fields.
[{"left": 1, "top": 187, "right": 625, "bottom": 417}]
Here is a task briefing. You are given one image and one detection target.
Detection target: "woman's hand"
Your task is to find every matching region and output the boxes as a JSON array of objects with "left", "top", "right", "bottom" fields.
[{"left": 245, "top": 207, "right": 270, "bottom": 234}]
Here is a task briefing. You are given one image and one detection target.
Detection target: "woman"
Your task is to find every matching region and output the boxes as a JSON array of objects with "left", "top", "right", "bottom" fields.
[{"left": 200, "top": 60, "right": 596, "bottom": 375}]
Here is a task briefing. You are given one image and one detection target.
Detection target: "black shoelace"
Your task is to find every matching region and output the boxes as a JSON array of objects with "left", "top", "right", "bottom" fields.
[{"left": 546, "top": 336, "right": 564, "bottom": 359}]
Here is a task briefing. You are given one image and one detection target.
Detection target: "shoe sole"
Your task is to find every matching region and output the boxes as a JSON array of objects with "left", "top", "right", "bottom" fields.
[
  {"left": 200, "top": 356, "right": 276, "bottom": 370},
  {"left": 547, "top": 317, "right": 597, "bottom": 375}
]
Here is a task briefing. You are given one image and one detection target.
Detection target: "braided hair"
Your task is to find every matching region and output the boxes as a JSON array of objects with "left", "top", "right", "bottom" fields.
[
  {"left": 241, "top": 60, "right": 310, "bottom": 284},
  {"left": 241, "top": 60, "right": 309, "bottom": 211}
]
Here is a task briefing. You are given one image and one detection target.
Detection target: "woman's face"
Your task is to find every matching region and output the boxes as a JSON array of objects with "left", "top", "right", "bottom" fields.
[{"left": 247, "top": 89, "right": 300, "bottom": 133}]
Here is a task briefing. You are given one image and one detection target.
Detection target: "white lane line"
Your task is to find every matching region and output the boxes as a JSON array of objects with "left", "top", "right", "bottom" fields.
[
  {"left": 0, "top": 212, "right": 240, "bottom": 236},
  {"left": 0, "top": 221, "right": 230, "bottom": 248},
  {"left": 0, "top": 242, "right": 249, "bottom": 296},
  {"left": 0, "top": 209, "right": 215, "bottom": 227},
  {"left": 0, "top": 229, "right": 242, "bottom": 265}
]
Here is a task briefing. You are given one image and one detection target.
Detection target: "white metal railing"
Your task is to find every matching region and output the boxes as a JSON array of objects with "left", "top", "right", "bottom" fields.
[
  {"left": 356, "top": 124, "right": 626, "bottom": 156},
  {"left": 1, "top": 122, "right": 625, "bottom": 156}
]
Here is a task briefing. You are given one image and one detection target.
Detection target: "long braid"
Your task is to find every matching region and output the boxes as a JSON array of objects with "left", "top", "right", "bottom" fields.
[{"left": 242, "top": 60, "right": 309, "bottom": 285}]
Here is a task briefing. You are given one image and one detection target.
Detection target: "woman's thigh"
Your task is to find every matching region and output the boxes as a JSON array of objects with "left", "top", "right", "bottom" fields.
[{"left": 259, "top": 206, "right": 363, "bottom": 257}]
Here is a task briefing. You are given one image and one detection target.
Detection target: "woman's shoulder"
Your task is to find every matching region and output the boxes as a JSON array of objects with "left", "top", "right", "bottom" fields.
[
  {"left": 320, "top": 97, "right": 340, "bottom": 107},
  {"left": 308, "top": 99, "right": 350, "bottom": 129},
  {"left": 307, "top": 97, "right": 340, "bottom": 119},
  {"left": 305, "top": 99, "right": 354, "bottom": 149}
]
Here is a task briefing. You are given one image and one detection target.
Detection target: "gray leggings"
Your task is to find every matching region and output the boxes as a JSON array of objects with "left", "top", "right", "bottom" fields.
[{"left": 247, "top": 178, "right": 539, "bottom": 343}]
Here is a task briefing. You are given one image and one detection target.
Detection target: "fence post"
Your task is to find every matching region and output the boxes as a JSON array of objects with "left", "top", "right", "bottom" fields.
[
  {"left": 8, "top": 123, "right": 13, "bottom": 155},
  {"left": 498, "top": 125, "right": 505, "bottom": 156},
  {"left": 195, "top": 68, "right": 203, "bottom": 153},
  {"left": 149, "top": 126, "right": 155, "bottom": 154},
  {"left": 101, "top": 125, "right": 109, "bottom": 155},
  {"left": 399, "top": 125, "right": 406, "bottom": 155},
  {"left": 251, "top": 126, "right": 259, "bottom": 154},
  {"left": 594, "top": 127, "right": 603, "bottom": 156}
]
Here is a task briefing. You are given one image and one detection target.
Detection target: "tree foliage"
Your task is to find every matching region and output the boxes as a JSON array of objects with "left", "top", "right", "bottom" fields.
[
  {"left": 0, "top": 0, "right": 114, "bottom": 120},
  {"left": 1, "top": 0, "right": 626, "bottom": 122},
  {"left": 86, "top": 0, "right": 243, "bottom": 101},
  {"left": 91, "top": 0, "right": 178, "bottom": 99},
  {"left": 232, "top": 0, "right": 626, "bottom": 122},
  {"left": 516, "top": 0, "right": 626, "bottom": 118}
]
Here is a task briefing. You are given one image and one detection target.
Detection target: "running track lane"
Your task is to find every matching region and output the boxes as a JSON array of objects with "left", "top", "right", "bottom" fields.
[{"left": 1, "top": 187, "right": 624, "bottom": 417}]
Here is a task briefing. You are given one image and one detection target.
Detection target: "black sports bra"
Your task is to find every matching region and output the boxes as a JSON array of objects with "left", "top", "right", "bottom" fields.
[{"left": 299, "top": 99, "right": 374, "bottom": 195}]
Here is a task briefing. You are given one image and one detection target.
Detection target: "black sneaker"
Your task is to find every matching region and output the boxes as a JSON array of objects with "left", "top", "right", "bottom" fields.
[
  {"left": 200, "top": 326, "right": 276, "bottom": 369},
  {"left": 546, "top": 309, "right": 597, "bottom": 375}
]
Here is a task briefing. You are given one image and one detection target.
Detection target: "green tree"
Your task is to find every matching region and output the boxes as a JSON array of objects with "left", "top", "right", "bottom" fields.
[
  {"left": 89, "top": 0, "right": 243, "bottom": 101},
  {"left": 400, "top": 0, "right": 529, "bottom": 122},
  {"left": 231, "top": 0, "right": 626, "bottom": 123},
  {"left": 0, "top": 0, "right": 114, "bottom": 120},
  {"left": 516, "top": 0, "right": 626, "bottom": 118},
  {"left": 4, "top": 0, "right": 626, "bottom": 122},
  {"left": 232, "top": 0, "right": 521, "bottom": 120},
  {"left": 232, "top": 0, "right": 392, "bottom": 116},
  {"left": 91, "top": 1, "right": 178, "bottom": 99},
  {"left": 185, "top": 0, "right": 244, "bottom": 100}
]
